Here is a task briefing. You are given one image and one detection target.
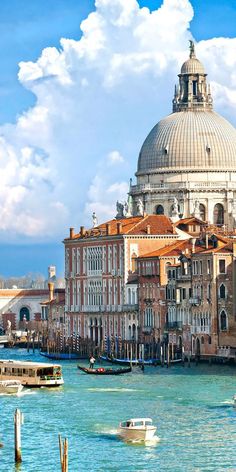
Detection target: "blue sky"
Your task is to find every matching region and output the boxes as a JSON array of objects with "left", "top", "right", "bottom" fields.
[
  {"left": 1, "top": 0, "right": 236, "bottom": 277},
  {"left": 1, "top": 0, "right": 236, "bottom": 125}
]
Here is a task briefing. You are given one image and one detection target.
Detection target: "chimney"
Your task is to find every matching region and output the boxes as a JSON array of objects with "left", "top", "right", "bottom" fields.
[
  {"left": 80, "top": 226, "right": 85, "bottom": 237},
  {"left": 48, "top": 282, "right": 54, "bottom": 302},
  {"left": 191, "top": 238, "right": 196, "bottom": 254},
  {"left": 146, "top": 224, "right": 151, "bottom": 235},
  {"left": 106, "top": 223, "right": 111, "bottom": 235},
  {"left": 70, "top": 227, "right": 74, "bottom": 239},
  {"left": 117, "top": 222, "right": 122, "bottom": 234},
  {"left": 233, "top": 240, "right": 236, "bottom": 258}
]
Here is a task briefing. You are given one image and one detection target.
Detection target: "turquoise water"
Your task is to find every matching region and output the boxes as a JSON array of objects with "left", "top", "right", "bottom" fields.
[{"left": 0, "top": 349, "right": 236, "bottom": 472}]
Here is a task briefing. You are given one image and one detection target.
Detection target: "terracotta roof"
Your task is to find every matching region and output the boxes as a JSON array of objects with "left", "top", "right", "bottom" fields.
[
  {"left": 139, "top": 239, "right": 203, "bottom": 259},
  {"left": 0, "top": 289, "right": 48, "bottom": 297},
  {"left": 66, "top": 215, "right": 177, "bottom": 240},
  {"left": 175, "top": 217, "right": 206, "bottom": 226}
]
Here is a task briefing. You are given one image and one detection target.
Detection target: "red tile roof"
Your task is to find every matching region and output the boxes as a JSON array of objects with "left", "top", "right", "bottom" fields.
[
  {"left": 66, "top": 215, "right": 177, "bottom": 240},
  {"left": 139, "top": 239, "right": 203, "bottom": 259}
]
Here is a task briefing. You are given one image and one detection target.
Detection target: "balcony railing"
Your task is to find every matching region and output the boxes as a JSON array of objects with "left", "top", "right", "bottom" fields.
[
  {"left": 165, "top": 322, "right": 183, "bottom": 330},
  {"left": 189, "top": 297, "right": 200, "bottom": 306}
]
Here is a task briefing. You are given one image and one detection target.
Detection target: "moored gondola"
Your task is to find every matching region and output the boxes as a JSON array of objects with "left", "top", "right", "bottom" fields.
[{"left": 77, "top": 365, "right": 132, "bottom": 375}]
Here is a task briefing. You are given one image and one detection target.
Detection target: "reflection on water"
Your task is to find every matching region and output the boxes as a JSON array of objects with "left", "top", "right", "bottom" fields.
[{"left": 0, "top": 349, "right": 236, "bottom": 471}]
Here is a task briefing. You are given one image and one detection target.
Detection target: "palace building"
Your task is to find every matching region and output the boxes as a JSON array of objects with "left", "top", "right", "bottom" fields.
[{"left": 63, "top": 44, "right": 236, "bottom": 360}]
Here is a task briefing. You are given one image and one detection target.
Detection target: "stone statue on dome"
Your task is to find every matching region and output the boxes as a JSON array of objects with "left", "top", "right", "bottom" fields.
[
  {"left": 136, "top": 198, "right": 144, "bottom": 216},
  {"left": 116, "top": 201, "right": 124, "bottom": 219}
]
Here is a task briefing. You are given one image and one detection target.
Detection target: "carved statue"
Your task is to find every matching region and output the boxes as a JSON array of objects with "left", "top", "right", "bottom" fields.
[
  {"left": 192, "top": 199, "right": 201, "bottom": 218},
  {"left": 189, "top": 39, "right": 195, "bottom": 57},
  {"left": 7, "top": 320, "right": 11, "bottom": 331},
  {"left": 171, "top": 197, "right": 179, "bottom": 216},
  {"left": 136, "top": 198, "right": 144, "bottom": 216},
  {"left": 92, "top": 211, "right": 98, "bottom": 228},
  {"left": 116, "top": 201, "right": 124, "bottom": 219}
]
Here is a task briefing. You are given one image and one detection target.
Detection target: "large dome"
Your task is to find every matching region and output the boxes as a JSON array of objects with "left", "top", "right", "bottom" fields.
[{"left": 137, "top": 110, "right": 236, "bottom": 174}]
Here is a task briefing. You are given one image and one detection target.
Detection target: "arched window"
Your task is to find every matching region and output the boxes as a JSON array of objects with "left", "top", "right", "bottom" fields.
[
  {"left": 220, "top": 310, "right": 227, "bottom": 331},
  {"left": 214, "top": 203, "right": 224, "bottom": 225},
  {"left": 20, "top": 307, "right": 30, "bottom": 322},
  {"left": 199, "top": 204, "right": 206, "bottom": 221},
  {"left": 131, "top": 252, "right": 137, "bottom": 273},
  {"left": 156, "top": 205, "right": 164, "bottom": 215},
  {"left": 201, "top": 336, "right": 204, "bottom": 344},
  {"left": 219, "top": 284, "right": 226, "bottom": 299},
  {"left": 208, "top": 336, "right": 211, "bottom": 345}
]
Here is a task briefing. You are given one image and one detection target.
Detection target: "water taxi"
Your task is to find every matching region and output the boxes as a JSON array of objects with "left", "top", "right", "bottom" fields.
[
  {"left": 118, "top": 418, "right": 157, "bottom": 441},
  {"left": 0, "top": 360, "right": 64, "bottom": 388},
  {"left": 0, "top": 380, "right": 23, "bottom": 395}
]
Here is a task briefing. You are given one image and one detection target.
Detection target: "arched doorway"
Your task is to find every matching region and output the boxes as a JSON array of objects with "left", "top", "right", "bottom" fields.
[
  {"left": 196, "top": 337, "right": 200, "bottom": 356},
  {"left": 213, "top": 203, "right": 224, "bottom": 225},
  {"left": 20, "top": 307, "right": 30, "bottom": 322},
  {"left": 156, "top": 204, "right": 164, "bottom": 215}
]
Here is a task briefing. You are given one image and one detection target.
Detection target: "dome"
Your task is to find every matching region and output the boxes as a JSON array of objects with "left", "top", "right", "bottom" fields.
[
  {"left": 137, "top": 111, "right": 236, "bottom": 174},
  {"left": 181, "top": 57, "right": 205, "bottom": 75}
]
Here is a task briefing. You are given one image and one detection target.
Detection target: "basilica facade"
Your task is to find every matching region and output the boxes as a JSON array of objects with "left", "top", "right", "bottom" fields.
[{"left": 129, "top": 42, "right": 236, "bottom": 230}]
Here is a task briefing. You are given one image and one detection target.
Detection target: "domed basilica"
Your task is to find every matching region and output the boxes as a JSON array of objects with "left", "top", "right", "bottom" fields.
[{"left": 129, "top": 42, "right": 236, "bottom": 230}]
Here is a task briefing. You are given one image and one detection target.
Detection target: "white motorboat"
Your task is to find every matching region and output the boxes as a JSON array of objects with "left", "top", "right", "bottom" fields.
[
  {"left": 233, "top": 394, "right": 236, "bottom": 406},
  {"left": 118, "top": 418, "right": 157, "bottom": 441},
  {"left": 0, "top": 380, "right": 23, "bottom": 395}
]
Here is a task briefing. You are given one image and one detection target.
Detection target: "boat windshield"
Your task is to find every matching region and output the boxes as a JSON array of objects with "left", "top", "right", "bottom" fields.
[{"left": 144, "top": 420, "right": 153, "bottom": 426}]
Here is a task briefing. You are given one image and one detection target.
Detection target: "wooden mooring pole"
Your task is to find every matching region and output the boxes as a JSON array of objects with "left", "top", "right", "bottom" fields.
[
  {"left": 58, "top": 434, "right": 68, "bottom": 472},
  {"left": 14, "top": 409, "right": 24, "bottom": 463}
]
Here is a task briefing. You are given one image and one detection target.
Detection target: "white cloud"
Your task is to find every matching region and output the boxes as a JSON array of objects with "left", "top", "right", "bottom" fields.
[
  {"left": 107, "top": 150, "right": 125, "bottom": 165},
  {"left": 1, "top": 0, "right": 236, "bottom": 240}
]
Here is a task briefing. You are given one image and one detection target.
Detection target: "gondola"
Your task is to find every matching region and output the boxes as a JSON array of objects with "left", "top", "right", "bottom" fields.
[{"left": 77, "top": 365, "right": 132, "bottom": 375}]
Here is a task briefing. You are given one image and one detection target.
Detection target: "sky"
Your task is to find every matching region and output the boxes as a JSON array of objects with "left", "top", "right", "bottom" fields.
[{"left": 1, "top": 0, "right": 236, "bottom": 277}]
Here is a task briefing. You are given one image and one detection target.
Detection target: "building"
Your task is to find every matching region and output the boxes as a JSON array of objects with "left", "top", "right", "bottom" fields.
[
  {"left": 63, "top": 43, "right": 236, "bottom": 360},
  {"left": 63, "top": 215, "right": 189, "bottom": 343},
  {"left": 0, "top": 289, "right": 49, "bottom": 331},
  {"left": 129, "top": 42, "right": 236, "bottom": 230}
]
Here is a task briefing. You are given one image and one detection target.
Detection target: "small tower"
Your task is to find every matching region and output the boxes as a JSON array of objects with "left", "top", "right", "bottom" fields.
[{"left": 173, "top": 40, "right": 213, "bottom": 112}]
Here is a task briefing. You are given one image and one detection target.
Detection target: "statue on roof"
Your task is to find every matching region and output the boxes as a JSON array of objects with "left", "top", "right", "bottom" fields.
[
  {"left": 92, "top": 212, "right": 98, "bottom": 227},
  {"left": 189, "top": 39, "right": 195, "bottom": 57},
  {"left": 136, "top": 198, "right": 144, "bottom": 216},
  {"left": 170, "top": 197, "right": 180, "bottom": 222},
  {"left": 116, "top": 201, "right": 124, "bottom": 219}
]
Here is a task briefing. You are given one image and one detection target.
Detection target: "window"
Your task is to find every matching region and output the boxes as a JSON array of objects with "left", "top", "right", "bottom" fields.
[
  {"left": 220, "top": 310, "right": 227, "bottom": 331},
  {"left": 144, "top": 307, "right": 153, "bottom": 327},
  {"left": 219, "top": 259, "right": 226, "bottom": 274},
  {"left": 156, "top": 205, "right": 164, "bottom": 215},
  {"left": 219, "top": 284, "right": 226, "bottom": 299},
  {"left": 207, "top": 260, "right": 211, "bottom": 275},
  {"left": 214, "top": 203, "right": 224, "bottom": 225},
  {"left": 199, "top": 261, "right": 203, "bottom": 275},
  {"left": 199, "top": 204, "right": 206, "bottom": 221}
]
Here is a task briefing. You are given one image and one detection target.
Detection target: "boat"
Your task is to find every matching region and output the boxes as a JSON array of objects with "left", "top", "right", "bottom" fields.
[
  {"left": 40, "top": 351, "right": 81, "bottom": 360},
  {"left": 77, "top": 365, "right": 132, "bottom": 375},
  {"left": 99, "top": 355, "right": 159, "bottom": 366},
  {"left": 0, "top": 380, "right": 23, "bottom": 395},
  {"left": 118, "top": 418, "right": 157, "bottom": 441},
  {"left": 233, "top": 394, "right": 236, "bottom": 406},
  {"left": 0, "top": 360, "right": 64, "bottom": 388}
]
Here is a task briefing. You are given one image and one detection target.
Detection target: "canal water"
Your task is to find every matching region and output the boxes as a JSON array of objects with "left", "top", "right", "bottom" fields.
[{"left": 0, "top": 349, "right": 236, "bottom": 471}]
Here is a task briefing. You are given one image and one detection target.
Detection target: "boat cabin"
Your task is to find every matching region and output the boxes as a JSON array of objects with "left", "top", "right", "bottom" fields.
[
  {"left": 0, "top": 360, "right": 63, "bottom": 387},
  {"left": 120, "top": 418, "right": 153, "bottom": 428}
]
